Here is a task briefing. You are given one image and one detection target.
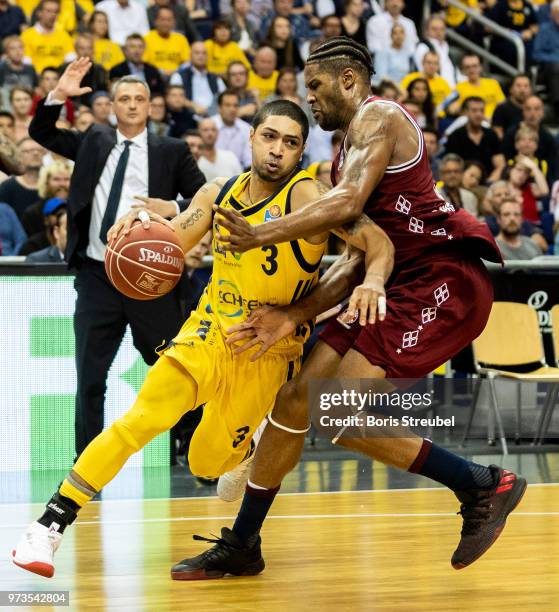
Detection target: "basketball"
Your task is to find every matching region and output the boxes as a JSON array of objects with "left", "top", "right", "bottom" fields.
[{"left": 105, "top": 220, "right": 185, "bottom": 300}]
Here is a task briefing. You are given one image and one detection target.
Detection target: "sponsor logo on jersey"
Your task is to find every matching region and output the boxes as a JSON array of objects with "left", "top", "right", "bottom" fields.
[
  {"left": 138, "top": 248, "right": 182, "bottom": 269},
  {"left": 216, "top": 279, "right": 277, "bottom": 317},
  {"left": 264, "top": 204, "right": 282, "bottom": 222}
]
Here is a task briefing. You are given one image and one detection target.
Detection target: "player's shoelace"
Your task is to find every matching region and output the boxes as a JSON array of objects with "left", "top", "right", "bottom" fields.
[
  {"left": 192, "top": 533, "right": 241, "bottom": 562},
  {"left": 457, "top": 493, "right": 493, "bottom": 536}
]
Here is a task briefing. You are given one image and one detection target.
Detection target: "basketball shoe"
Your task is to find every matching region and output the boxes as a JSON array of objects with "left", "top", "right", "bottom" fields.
[
  {"left": 452, "top": 466, "right": 527, "bottom": 569},
  {"left": 217, "top": 420, "right": 267, "bottom": 502},
  {"left": 171, "top": 527, "right": 265, "bottom": 580},
  {"left": 12, "top": 521, "right": 63, "bottom": 578}
]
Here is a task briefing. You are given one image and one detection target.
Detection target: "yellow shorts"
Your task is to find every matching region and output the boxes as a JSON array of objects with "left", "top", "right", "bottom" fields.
[{"left": 160, "top": 307, "right": 302, "bottom": 478}]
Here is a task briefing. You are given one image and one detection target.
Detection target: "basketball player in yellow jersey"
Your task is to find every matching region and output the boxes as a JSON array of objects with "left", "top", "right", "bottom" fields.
[{"left": 12, "top": 99, "right": 394, "bottom": 579}]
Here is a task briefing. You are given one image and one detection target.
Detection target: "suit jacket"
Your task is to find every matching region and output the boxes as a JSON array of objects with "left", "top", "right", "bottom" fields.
[
  {"left": 29, "top": 98, "right": 206, "bottom": 269},
  {"left": 109, "top": 61, "right": 165, "bottom": 96},
  {"left": 25, "top": 245, "right": 64, "bottom": 263}
]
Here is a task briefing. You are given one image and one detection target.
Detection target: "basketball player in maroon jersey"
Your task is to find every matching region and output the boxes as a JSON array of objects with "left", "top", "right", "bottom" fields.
[{"left": 171, "top": 38, "right": 526, "bottom": 580}]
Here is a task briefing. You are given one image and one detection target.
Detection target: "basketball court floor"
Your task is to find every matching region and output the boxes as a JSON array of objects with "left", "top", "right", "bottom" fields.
[{"left": 1, "top": 448, "right": 558, "bottom": 611}]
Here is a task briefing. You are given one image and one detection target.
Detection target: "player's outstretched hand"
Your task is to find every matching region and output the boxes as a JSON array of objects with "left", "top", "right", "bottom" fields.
[
  {"left": 132, "top": 195, "right": 179, "bottom": 219},
  {"left": 106, "top": 209, "right": 174, "bottom": 242},
  {"left": 225, "top": 306, "right": 296, "bottom": 360},
  {"left": 340, "top": 275, "right": 387, "bottom": 326},
  {"left": 213, "top": 205, "right": 261, "bottom": 252}
]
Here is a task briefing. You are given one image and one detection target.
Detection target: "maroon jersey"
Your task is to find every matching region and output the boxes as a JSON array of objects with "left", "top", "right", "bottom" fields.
[{"left": 332, "top": 96, "right": 502, "bottom": 267}]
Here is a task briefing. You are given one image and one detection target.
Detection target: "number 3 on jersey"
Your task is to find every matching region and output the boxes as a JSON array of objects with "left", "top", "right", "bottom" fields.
[{"left": 261, "top": 245, "right": 278, "bottom": 275}]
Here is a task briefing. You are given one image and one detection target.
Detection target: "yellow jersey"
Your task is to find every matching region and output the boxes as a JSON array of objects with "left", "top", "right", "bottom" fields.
[
  {"left": 445, "top": 0, "right": 478, "bottom": 27},
  {"left": 143, "top": 30, "right": 190, "bottom": 72},
  {"left": 248, "top": 70, "right": 279, "bottom": 102},
  {"left": 17, "top": 0, "right": 93, "bottom": 32},
  {"left": 21, "top": 25, "right": 75, "bottom": 72},
  {"left": 454, "top": 78, "right": 505, "bottom": 119},
  {"left": 94, "top": 38, "right": 125, "bottom": 71},
  {"left": 203, "top": 170, "right": 327, "bottom": 354},
  {"left": 204, "top": 39, "right": 250, "bottom": 75},
  {"left": 400, "top": 72, "right": 452, "bottom": 108}
]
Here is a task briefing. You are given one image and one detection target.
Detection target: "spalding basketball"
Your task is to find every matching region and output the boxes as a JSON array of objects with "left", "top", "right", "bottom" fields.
[{"left": 105, "top": 220, "right": 185, "bottom": 300}]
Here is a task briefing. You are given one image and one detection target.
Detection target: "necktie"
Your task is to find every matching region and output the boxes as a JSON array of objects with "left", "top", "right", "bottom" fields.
[{"left": 99, "top": 140, "right": 132, "bottom": 244}]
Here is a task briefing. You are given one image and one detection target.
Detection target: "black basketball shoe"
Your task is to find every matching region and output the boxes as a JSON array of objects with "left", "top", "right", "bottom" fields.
[
  {"left": 452, "top": 466, "right": 527, "bottom": 569},
  {"left": 171, "top": 527, "right": 265, "bottom": 580}
]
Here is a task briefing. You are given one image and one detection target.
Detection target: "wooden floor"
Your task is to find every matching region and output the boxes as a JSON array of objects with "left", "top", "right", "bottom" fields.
[{"left": 0, "top": 485, "right": 558, "bottom": 612}]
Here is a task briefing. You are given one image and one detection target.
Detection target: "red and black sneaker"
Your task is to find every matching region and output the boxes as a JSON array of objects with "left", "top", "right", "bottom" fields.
[
  {"left": 171, "top": 527, "right": 265, "bottom": 580},
  {"left": 451, "top": 465, "right": 527, "bottom": 569}
]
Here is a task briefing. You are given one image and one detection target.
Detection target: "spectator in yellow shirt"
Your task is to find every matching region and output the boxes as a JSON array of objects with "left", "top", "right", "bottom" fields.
[
  {"left": 143, "top": 6, "right": 190, "bottom": 76},
  {"left": 88, "top": 10, "right": 125, "bottom": 71},
  {"left": 18, "top": 0, "right": 94, "bottom": 34},
  {"left": 21, "top": 0, "right": 76, "bottom": 73},
  {"left": 204, "top": 20, "right": 250, "bottom": 77},
  {"left": 400, "top": 50, "right": 452, "bottom": 109},
  {"left": 436, "top": 0, "right": 484, "bottom": 45},
  {"left": 248, "top": 45, "right": 278, "bottom": 102},
  {"left": 449, "top": 52, "right": 505, "bottom": 119}
]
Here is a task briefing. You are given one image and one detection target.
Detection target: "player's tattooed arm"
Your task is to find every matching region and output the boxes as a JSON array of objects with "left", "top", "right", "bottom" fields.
[
  {"left": 107, "top": 178, "right": 220, "bottom": 248},
  {"left": 215, "top": 103, "right": 398, "bottom": 252},
  {"left": 169, "top": 178, "right": 227, "bottom": 252}
]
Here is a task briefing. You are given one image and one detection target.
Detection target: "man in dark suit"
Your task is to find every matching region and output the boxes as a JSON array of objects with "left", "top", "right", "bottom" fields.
[
  {"left": 109, "top": 33, "right": 165, "bottom": 96},
  {"left": 29, "top": 58, "right": 206, "bottom": 456}
]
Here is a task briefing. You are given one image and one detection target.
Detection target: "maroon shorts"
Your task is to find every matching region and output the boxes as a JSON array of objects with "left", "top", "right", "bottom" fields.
[{"left": 319, "top": 251, "right": 494, "bottom": 378}]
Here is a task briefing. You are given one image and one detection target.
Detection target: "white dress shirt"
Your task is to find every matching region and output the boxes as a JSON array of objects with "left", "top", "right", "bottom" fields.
[
  {"left": 210, "top": 114, "right": 251, "bottom": 169},
  {"left": 198, "top": 149, "right": 242, "bottom": 182},
  {"left": 366, "top": 12, "right": 418, "bottom": 55},
  {"left": 88, "top": 129, "right": 149, "bottom": 261},
  {"left": 95, "top": 0, "right": 150, "bottom": 46}
]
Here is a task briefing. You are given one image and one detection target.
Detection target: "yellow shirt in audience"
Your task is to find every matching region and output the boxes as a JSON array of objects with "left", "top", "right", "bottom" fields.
[
  {"left": 400, "top": 72, "right": 452, "bottom": 108},
  {"left": 17, "top": 0, "right": 93, "bottom": 32},
  {"left": 143, "top": 30, "right": 190, "bottom": 72},
  {"left": 445, "top": 0, "right": 478, "bottom": 27},
  {"left": 248, "top": 70, "right": 279, "bottom": 102},
  {"left": 454, "top": 78, "right": 505, "bottom": 119},
  {"left": 94, "top": 38, "right": 125, "bottom": 71},
  {"left": 204, "top": 40, "right": 250, "bottom": 76},
  {"left": 21, "top": 25, "right": 75, "bottom": 72}
]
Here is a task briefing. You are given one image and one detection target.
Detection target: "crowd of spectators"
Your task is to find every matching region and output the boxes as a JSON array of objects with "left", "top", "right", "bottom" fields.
[{"left": 1, "top": 0, "right": 559, "bottom": 260}]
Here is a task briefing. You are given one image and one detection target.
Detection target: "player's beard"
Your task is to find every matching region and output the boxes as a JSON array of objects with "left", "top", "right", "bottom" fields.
[{"left": 317, "top": 85, "right": 345, "bottom": 132}]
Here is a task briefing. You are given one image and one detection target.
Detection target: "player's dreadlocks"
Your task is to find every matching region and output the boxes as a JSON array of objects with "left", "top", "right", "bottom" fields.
[{"left": 306, "top": 37, "right": 374, "bottom": 82}]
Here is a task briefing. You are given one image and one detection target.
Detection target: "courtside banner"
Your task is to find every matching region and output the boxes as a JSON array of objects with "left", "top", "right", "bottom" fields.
[
  {"left": 0, "top": 275, "right": 169, "bottom": 473},
  {"left": 308, "top": 378, "right": 556, "bottom": 441}
]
